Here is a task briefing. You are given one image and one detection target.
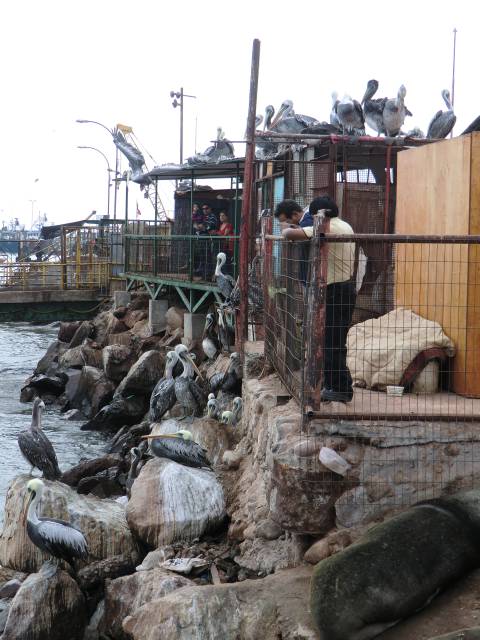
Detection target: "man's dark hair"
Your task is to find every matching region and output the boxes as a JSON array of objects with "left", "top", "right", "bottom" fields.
[
  {"left": 274, "top": 199, "right": 303, "bottom": 219},
  {"left": 309, "top": 196, "right": 339, "bottom": 218}
]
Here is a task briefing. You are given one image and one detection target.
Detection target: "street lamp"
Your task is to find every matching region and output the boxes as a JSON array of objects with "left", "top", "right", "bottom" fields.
[
  {"left": 75, "top": 119, "right": 113, "bottom": 135},
  {"left": 77, "top": 145, "right": 114, "bottom": 218},
  {"left": 170, "top": 88, "right": 196, "bottom": 165}
]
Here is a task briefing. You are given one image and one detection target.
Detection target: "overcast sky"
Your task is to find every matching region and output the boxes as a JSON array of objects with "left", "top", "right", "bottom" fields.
[{"left": 0, "top": 0, "right": 477, "bottom": 227}]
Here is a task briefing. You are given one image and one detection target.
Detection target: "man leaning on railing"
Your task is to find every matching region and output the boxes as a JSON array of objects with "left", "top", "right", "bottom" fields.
[{"left": 278, "top": 196, "right": 356, "bottom": 404}]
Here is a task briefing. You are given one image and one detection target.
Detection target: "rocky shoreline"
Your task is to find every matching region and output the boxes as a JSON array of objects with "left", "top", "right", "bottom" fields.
[{"left": 1, "top": 293, "right": 480, "bottom": 639}]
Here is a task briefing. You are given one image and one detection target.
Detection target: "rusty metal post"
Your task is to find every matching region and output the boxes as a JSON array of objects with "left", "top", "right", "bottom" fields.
[
  {"left": 60, "top": 227, "right": 67, "bottom": 290},
  {"left": 238, "top": 38, "right": 260, "bottom": 353},
  {"left": 303, "top": 215, "right": 329, "bottom": 418}
]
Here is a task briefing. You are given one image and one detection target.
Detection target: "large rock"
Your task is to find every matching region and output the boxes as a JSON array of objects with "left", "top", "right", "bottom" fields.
[
  {"left": 69, "top": 320, "right": 95, "bottom": 348},
  {"left": 0, "top": 475, "right": 139, "bottom": 572},
  {"left": 61, "top": 454, "right": 123, "bottom": 487},
  {"left": 1, "top": 565, "right": 86, "bottom": 640},
  {"left": 103, "top": 569, "right": 193, "bottom": 640},
  {"left": 150, "top": 418, "right": 232, "bottom": 467},
  {"left": 68, "top": 366, "right": 115, "bottom": 418},
  {"left": 58, "top": 321, "right": 81, "bottom": 343},
  {"left": 165, "top": 306, "right": 186, "bottom": 331},
  {"left": 102, "top": 344, "right": 137, "bottom": 383},
  {"left": 81, "top": 394, "right": 149, "bottom": 432},
  {"left": 126, "top": 458, "right": 225, "bottom": 547},
  {"left": 114, "top": 350, "right": 164, "bottom": 397},
  {"left": 59, "top": 343, "right": 102, "bottom": 370},
  {"left": 28, "top": 374, "right": 65, "bottom": 397},
  {"left": 122, "top": 566, "right": 315, "bottom": 640},
  {"left": 34, "top": 340, "right": 68, "bottom": 375},
  {"left": 123, "top": 309, "right": 148, "bottom": 330}
]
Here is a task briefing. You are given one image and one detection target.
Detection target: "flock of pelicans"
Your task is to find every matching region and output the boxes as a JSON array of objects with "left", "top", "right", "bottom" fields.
[
  {"left": 255, "top": 78, "right": 458, "bottom": 143},
  {"left": 17, "top": 251, "right": 243, "bottom": 574}
]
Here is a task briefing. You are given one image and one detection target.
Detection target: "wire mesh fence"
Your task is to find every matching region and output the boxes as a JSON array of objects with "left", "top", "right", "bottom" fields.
[{"left": 263, "top": 223, "right": 480, "bottom": 515}]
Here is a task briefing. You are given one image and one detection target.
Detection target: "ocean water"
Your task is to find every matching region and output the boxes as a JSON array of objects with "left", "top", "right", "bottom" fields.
[{"left": 0, "top": 322, "right": 109, "bottom": 523}]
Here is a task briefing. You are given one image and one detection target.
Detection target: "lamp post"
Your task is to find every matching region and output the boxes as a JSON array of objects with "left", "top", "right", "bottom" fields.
[
  {"left": 76, "top": 118, "right": 120, "bottom": 219},
  {"left": 77, "top": 145, "right": 113, "bottom": 218},
  {"left": 170, "top": 88, "right": 196, "bottom": 165}
]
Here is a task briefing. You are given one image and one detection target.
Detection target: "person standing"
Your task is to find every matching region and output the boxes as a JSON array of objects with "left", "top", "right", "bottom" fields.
[{"left": 282, "top": 196, "right": 356, "bottom": 403}]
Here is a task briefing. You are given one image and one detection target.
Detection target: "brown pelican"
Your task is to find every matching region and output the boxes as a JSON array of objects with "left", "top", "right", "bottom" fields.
[
  {"left": 232, "top": 396, "right": 242, "bottom": 422},
  {"left": 149, "top": 350, "right": 179, "bottom": 422},
  {"left": 220, "top": 397, "right": 243, "bottom": 427},
  {"left": 202, "top": 313, "right": 220, "bottom": 360},
  {"left": 22, "top": 478, "right": 88, "bottom": 571},
  {"left": 215, "top": 252, "right": 236, "bottom": 300},
  {"left": 174, "top": 344, "right": 207, "bottom": 420},
  {"left": 206, "top": 393, "right": 221, "bottom": 420},
  {"left": 264, "top": 105, "right": 275, "bottom": 130},
  {"left": 210, "top": 352, "right": 242, "bottom": 395},
  {"left": 270, "top": 99, "right": 294, "bottom": 128},
  {"left": 361, "top": 79, "right": 387, "bottom": 135},
  {"left": 17, "top": 398, "right": 61, "bottom": 480},
  {"left": 330, "top": 92, "right": 341, "bottom": 127},
  {"left": 112, "top": 128, "right": 147, "bottom": 183},
  {"left": 383, "top": 85, "right": 410, "bottom": 136},
  {"left": 217, "top": 306, "right": 235, "bottom": 353},
  {"left": 462, "top": 115, "right": 480, "bottom": 135},
  {"left": 187, "top": 127, "right": 234, "bottom": 165},
  {"left": 142, "top": 430, "right": 211, "bottom": 469},
  {"left": 427, "top": 89, "right": 456, "bottom": 139},
  {"left": 335, "top": 95, "right": 365, "bottom": 135},
  {"left": 126, "top": 447, "right": 142, "bottom": 498}
]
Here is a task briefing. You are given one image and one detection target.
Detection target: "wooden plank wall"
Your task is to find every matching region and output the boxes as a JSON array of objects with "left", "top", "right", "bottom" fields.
[{"left": 395, "top": 135, "right": 475, "bottom": 395}]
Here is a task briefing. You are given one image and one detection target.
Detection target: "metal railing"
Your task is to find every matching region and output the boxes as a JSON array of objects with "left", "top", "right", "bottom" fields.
[{"left": 0, "top": 260, "right": 112, "bottom": 293}]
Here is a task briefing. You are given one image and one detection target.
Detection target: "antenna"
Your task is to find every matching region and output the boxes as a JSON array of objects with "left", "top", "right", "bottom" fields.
[{"left": 450, "top": 27, "right": 457, "bottom": 138}]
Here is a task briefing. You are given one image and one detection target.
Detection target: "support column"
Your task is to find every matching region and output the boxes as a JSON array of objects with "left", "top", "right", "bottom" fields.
[
  {"left": 114, "top": 291, "right": 131, "bottom": 309},
  {"left": 149, "top": 299, "right": 169, "bottom": 334},
  {"left": 184, "top": 313, "right": 206, "bottom": 341}
]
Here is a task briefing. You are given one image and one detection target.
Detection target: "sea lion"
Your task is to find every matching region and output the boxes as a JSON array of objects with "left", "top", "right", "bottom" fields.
[{"left": 310, "top": 490, "right": 480, "bottom": 640}]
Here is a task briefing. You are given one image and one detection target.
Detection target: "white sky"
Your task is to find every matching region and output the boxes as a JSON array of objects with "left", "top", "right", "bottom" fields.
[{"left": 0, "top": 0, "right": 477, "bottom": 227}]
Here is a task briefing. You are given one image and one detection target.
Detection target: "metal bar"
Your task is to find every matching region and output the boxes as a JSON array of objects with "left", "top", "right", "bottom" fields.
[
  {"left": 123, "top": 234, "right": 239, "bottom": 240},
  {"left": 305, "top": 411, "right": 480, "bottom": 423},
  {"left": 264, "top": 234, "right": 480, "bottom": 243},
  {"left": 175, "top": 286, "right": 191, "bottom": 311},
  {"left": 238, "top": 38, "right": 261, "bottom": 352},
  {"left": 192, "top": 290, "right": 211, "bottom": 313},
  {"left": 144, "top": 281, "right": 155, "bottom": 299},
  {"left": 255, "top": 131, "right": 431, "bottom": 146}
]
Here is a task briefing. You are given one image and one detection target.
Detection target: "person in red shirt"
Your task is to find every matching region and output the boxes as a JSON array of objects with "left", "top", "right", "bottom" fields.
[{"left": 217, "top": 211, "right": 234, "bottom": 255}]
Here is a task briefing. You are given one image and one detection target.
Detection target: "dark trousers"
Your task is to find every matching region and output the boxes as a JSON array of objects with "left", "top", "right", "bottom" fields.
[{"left": 324, "top": 280, "right": 356, "bottom": 392}]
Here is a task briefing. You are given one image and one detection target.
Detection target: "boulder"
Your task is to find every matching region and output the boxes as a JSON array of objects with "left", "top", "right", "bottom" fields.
[
  {"left": 19, "top": 385, "right": 35, "bottom": 403},
  {"left": 62, "top": 408, "right": 85, "bottom": 421},
  {"left": 165, "top": 307, "right": 186, "bottom": 331},
  {"left": 129, "top": 293, "right": 150, "bottom": 311},
  {"left": 58, "top": 321, "right": 81, "bottom": 343},
  {"left": 61, "top": 454, "right": 123, "bottom": 487},
  {"left": 150, "top": 417, "right": 232, "bottom": 467},
  {"left": 68, "top": 366, "right": 115, "bottom": 418},
  {"left": 103, "top": 569, "right": 193, "bottom": 640},
  {"left": 59, "top": 344, "right": 102, "bottom": 370},
  {"left": 0, "top": 475, "right": 139, "bottom": 573},
  {"left": 107, "top": 331, "right": 136, "bottom": 348},
  {"left": 77, "top": 553, "right": 138, "bottom": 592},
  {"left": 81, "top": 394, "right": 149, "bottom": 432},
  {"left": 1, "top": 565, "right": 86, "bottom": 640},
  {"left": 122, "top": 566, "right": 315, "bottom": 640},
  {"left": 130, "top": 319, "right": 152, "bottom": 340},
  {"left": 126, "top": 458, "right": 226, "bottom": 548},
  {"left": 91, "top": 312, "right": 115, "bottom": 348},
  {"left": 102, "top": 344, "right": 137, "bottom": 383},
  {"left": 34, "top": 340, "right": 68, "bottom": 375},
  {"left": 114, "top": 350, "right": 164, "bottom": 397},
  {"left": 123, "top": 309, "right": 148, "bottom": 330},
  {"left": 69, "top": 320, "right": 95, "bottom": 348},
  {"left": 83, "top": 599, "right": 105, "bottom": 640},
  {"left": 77, "top": 467, "right": 123, "bottom": 498},
  {"left": 28, "top": 374, "right": 65, "bottom": 397}
]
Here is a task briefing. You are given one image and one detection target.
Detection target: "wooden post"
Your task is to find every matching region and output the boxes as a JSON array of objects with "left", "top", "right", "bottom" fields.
[{"left": 238, "top": 39, "right": 260, "bottom": 352}]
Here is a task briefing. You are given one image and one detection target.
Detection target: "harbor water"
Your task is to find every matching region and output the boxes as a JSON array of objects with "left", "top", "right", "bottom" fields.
[{"left": 0, "top": 322, "right": 108, "bottom": 523}]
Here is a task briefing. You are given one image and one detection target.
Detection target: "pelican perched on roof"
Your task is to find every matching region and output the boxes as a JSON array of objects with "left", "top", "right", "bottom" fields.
[
  {"left": 174, "top": 344, "right": 207, "bottom": 420},
  {"left": 263, "top": 105, "right": 275, "bottom": 130},
  {"left": 142, "top": 429, "right": 211, "bottom": 469},
  {"left": 382, "top": 85, "right": 410, "bottom": 136},
  {"left": 215, "top": 252, "right": 236, "bottom": 300},
  {"left": 335, "top": 95, "right": 365, "bottom": 135},
  {"left": 361, "top": 79, "right": 387, "bottom": 135},
  {"left": 17, "top": 398, "right": 61, "bottom": 480},
  {"left": 149, "top": 350, "right": 179, "bottom": 422},
  {"left": 202, "top": 313, "right": 220, "bottom": 361},
  {"left": 427, "top": 89, "right": 456, "bottom": 139},
  {"left": 270, "top": 99, "right": 294, "bottom": 128},
  {"left": 330, "top": 92, "right": 341, "bottom": 127},
  {"left": 23, "top": 478, "right": 88, "bottom": 571}
]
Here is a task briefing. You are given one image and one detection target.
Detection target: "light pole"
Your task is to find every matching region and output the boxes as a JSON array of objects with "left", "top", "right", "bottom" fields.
[
  {"left": 28, "top": 199, "right": 37, "bottom": 229},
  {"left": 170, "top": 88, "right": 196, "bottom": 164},
  {"left": 77, "top": 145, "right": 113, "bottom": 218}
]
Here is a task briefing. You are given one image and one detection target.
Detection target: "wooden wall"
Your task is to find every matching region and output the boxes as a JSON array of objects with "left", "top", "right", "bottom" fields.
[{"left": 395, "top": 134, "right": 480, "bottom": 396}]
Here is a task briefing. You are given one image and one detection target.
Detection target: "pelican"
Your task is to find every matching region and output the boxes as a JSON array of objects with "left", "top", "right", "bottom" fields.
[
  {"left": 22, "top": 478, "right": 88, "bottom": 571},
  {"left": 330, "top": 92, "right": 341, "bottom": 127},
  {"left": 202, "top": 313, "right": 220, "bottom": 361},
  {"left": 206, "top": 394, "right": 221, "bottom": 420},
  {"left": 264, "top": 105, "right": 275, "bottom": 130},
  {"left": 361, "top": 79, "right": 387, "bottom": 135},
  {"left": 210, "top": 352, "right": 242, "bottom": 395},
  {"left": 215, "top": 252, "right": 236, "bottom": 300},
  {"left": 126, "top": 447, "right": 142, "bottom": 498},
  {"left": 427, "top": 89, "right": 456, "bottom": 139},
  {"left": 383, "top": 85, "right": 410, "bottom": 137},
  {"left": 232, "top": 397, "right": 243, "bottom": 422},
  {"left": 255, "top": 114, "right": 263, "bottom": 129},
  {"left": 174, "top": 344, "right": 207, "bottom": 420},
  {"left": 220, "top": 411, "right": 235, "bottom": 426},
  {"left": 142, "top": 430, "right": 211, "bottom": 469},
  {"left": 270, "top": 99, "right": 294, "bottom": 128},
  {"left": 149, "top": 350, "right": 179, "bottom": 422},
  {"left": 17, "top": 398, "right": 61, "bottom": 480},
  {"left": 217, "top": 306, "right": 235, "bottom": 353},
  {"left": 335, "top": 95, "right": 365, "bottom": 135}
]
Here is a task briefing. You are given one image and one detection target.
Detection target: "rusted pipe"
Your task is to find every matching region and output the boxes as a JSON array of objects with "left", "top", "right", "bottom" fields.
[{"left": 264, "top": 234, "right": 480, "bottom": 244}]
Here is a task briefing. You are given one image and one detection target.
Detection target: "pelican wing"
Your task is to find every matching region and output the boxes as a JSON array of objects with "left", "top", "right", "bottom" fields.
[
  {"left": 151, "top": 436, "right": 211, "bottom": 468},
  {"left": 29, "top": 518, "right": 88, "bottom": 562},
  {"left": 427, "top": 111, "right": 456, "bottom": 139},
  {"left": 189, "top": 380, "right": 208, "bottom": 416},
  {"left": 112, "top": 130, "right": 145, "bottom": 175},
  {"left": 17, "top": 429, "right": 61, "bottom": 480},
  {"left": 150, "top": 377, "right": 176, "bottom": 421}
]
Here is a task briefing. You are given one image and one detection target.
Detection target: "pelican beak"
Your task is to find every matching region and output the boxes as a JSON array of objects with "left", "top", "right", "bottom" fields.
[
  {"left": 22, "top": 491, "right": 33, "bottom": 525},
  {"left": 187, "top": 354, "right": 204, "bottom": 381},
  {"left": 141, "top": 433, "right": 178, "bottom": 440}
]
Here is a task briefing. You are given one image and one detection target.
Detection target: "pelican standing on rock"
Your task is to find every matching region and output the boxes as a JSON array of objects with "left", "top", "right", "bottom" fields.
[
  {"left": 149, "top": 350, "right": 179, "bottom": 422},
  {"left": 174, "top": 344, "right": 207, "bottom": 420},
  {"left": 202, "top": 313, "right": 220, "bottom": 360},
  {"left": 142, "top": 430, "right": 211, "bottom": 469},
  {"left": 23, "top": 478, "right": 88, "bottom": 571},
  {"left": 427, "top": 89, "right": 456, "bottom": 139},
  {"left": 215, "top": 252, "right": 236, "bottom": 300},
  {"left": 17, "top": 398, "right": 61, "bottom": 480}
]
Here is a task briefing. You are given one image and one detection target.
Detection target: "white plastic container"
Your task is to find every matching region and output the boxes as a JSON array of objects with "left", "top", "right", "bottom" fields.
[{"left": 386, "top": 385, "right": 404, "bottom": 397}]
